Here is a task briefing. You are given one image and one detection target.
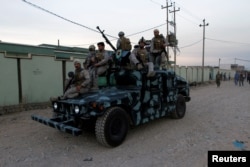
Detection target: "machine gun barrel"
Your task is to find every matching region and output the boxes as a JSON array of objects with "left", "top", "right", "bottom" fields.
[{"left": 96, "top": 26, "right": 117, "bottom": 52}]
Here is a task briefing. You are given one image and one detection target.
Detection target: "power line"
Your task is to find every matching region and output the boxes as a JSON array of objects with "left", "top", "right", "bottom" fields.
[
  {"left": 177, "top": 13, "right": 201, "bottom": 26},
  {"left": 179, "top": 39, "right": 202, "bottom": 49},
  {"left": 23, "top": 0, "right": 168, "bottom": 47},
  {"left": 150, "top": 0, "right": 162, "bottom": 6},
  {"left": 126, "top": 23, "right": 166, "bottom": 37},
  {"left": 235, "top": 58, "right": 250, "bottom": 62},
  {"left": 174, "top": 1, "right": 202, "bottom": 22},
  {"left": 206, "top": 37, "right": 250, "bottom": 45},
  {"left": 22, "top": 0, "right": 117, "bottom": 39}
]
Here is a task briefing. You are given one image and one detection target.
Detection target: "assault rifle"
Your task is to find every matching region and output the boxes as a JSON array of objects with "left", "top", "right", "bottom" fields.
[
  {"left": 96, "top": 26, "right": 117, "bottom": 52},
  {"left": 64, "top": 71, "right": 74, "bottom": 93}
]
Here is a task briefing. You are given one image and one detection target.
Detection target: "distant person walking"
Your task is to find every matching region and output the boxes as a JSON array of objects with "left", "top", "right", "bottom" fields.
[
  {"left": 234, "top": 72, "right": 239, "bottom": 86},
  {"left": 247, "top": 72, "right": 250, "bottom": 85},
  {"left": 216, "top": 71, "right": 221, "bottom": 87},
  {"left": 239, "top": 72, "right": 244, "bottom": 87}
]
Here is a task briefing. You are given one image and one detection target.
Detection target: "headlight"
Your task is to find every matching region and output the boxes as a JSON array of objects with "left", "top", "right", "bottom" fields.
[
  {"left": 74, "top": 105, "right": 80, "bottom": 114},
  {"left": 53, "top": 102, "right": 58, "bottom": 110}
]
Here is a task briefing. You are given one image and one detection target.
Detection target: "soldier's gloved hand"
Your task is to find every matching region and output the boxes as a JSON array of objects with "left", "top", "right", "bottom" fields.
[{"left": 136, "top": 63, "right": 143, "bottom": 70}]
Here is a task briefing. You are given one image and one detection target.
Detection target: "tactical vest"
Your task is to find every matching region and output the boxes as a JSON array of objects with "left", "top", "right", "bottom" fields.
[
  {"left": 96, "top": 51, "right": 104, "bottom": 62},
  {"left": 74, "top": 68, "right": 84, "bottom": 86},
  {"left": 120, "top": 37, "right": 132, "bottom": 51},
  {"left": 153, "top": 36, "right": 164, "bottom": 50},
  {"left": 136, "top": 48, "right": 148, "bottom": 63}
]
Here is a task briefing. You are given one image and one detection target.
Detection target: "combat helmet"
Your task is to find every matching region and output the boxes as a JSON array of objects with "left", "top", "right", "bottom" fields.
[
  {"left": 138, "top": 37, "right": 146, "bottom": 44},
  {"left": 89, "top": 45, "right": 95, "bottom": 51},
  {"left": 118, "top": 31, "right": 125, "bottom": 37}
]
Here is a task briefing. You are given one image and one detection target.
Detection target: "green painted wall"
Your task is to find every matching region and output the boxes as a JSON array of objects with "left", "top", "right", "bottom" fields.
[
  {"left": 21, "top": 56, "right": 63, "bottom": 103},
  {"left": 0, "top": 53, "right": 19, "bottom": 106},
  {"left": 0, "top": 42, "right": 237, "bottom": 107}
]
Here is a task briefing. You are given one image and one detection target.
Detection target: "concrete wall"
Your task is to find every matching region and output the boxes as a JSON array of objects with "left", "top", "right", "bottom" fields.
[
  {"left": 0, "top": 53, "right": 19, "bottom": 106},
  {"left": 0, "top": 53, "right": 85, "bottom": 106},
  {"left": 0, "top": 52, "right": 236, "bottom": 107},
  {"left": 21, "top": 55, "right": 63, "bottom": 103}
]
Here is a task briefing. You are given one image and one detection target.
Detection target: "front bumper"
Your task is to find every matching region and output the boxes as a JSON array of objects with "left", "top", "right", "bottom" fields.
[{"left": 31, "top": 115, "right": 82, "bottom": 136}]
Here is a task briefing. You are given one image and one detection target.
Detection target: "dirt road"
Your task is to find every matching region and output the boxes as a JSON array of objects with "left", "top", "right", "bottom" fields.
[{"left": 0, "top": 81, "right": 249, "bottom": 167}]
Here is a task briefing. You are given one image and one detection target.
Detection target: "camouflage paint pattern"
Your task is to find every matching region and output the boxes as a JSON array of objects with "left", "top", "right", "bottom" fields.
[{"left": 32, "top": 69, "right": 190, "bottom": 135}]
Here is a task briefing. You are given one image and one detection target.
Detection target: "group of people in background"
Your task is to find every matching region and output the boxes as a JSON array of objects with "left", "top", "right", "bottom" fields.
[
  {"left": 216, "top": 71, "right": 250, "bottom": 88},
  {"left": 234, "top": 71, "right": 250, "bottom": 87},
  {"left": 53, "top": 29, "right": 169, "bottom": 100}
]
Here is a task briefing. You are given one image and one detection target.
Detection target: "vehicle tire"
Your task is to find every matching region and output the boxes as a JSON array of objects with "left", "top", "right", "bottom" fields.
[
  {"left": 171, "top": 94, "right": 186, "bottom": 119},
  {"left": 95, "top": 107, "right": 129, "bottom": 147}
]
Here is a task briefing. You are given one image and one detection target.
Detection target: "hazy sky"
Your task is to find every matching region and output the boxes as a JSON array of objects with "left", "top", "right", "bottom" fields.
[{"left": 1, "top": 0, "right": 250, "bottom": 69}]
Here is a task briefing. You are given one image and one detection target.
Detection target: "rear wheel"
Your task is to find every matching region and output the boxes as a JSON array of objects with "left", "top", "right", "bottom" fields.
[
  {"left": 95, "top": 107, "right": 129, "bottom": 147},
  {"left": 171, "top": 94, "right": 186, "bottom": 119}
]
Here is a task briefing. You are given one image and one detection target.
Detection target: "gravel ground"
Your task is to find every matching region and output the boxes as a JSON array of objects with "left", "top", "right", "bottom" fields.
[{"left": 0, "top": 81, "right": 249, "bottom": 167}]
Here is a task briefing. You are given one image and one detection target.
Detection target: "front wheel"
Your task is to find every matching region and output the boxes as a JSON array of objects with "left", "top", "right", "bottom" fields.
[
  {"left": 171, "top": 94, "right": 186, "bottom": 119},
  {"left": 95, "top": 107, "right": 129, "bottom": 147}
]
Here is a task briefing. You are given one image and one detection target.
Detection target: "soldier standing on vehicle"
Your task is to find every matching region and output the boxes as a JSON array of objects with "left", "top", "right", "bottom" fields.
[
  {"left": 59, "top": 59, "right": 90, "bottom": 99},
  {"left": 84, "top": 45, "right": 98, "bottom": 89},
  {"left": 150, "top": 29, "right": 168, "bottom": 69},
  {"left": 116, "top": 31, "right": 132, "bottom": 52},
  {"left": 116, "top": 31, "right": 132, "bottom": 63},
  {"left": 130, "top": 37, "right": 155, "bottom": 77}
]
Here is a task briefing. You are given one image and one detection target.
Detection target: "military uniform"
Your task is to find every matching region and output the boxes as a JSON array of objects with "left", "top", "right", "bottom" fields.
[
  {"left": 116, "top": 31, "right": 132, "bottom": 64},
  {"left": 130, "top": 38, "right": 155, "bottom": 77},
  {"left": 89, "top": 43, "right": 111, "bottom": 89},
  {"left": 116, "top": 31, "right": 132, "bottom": 51},
  {"left": 95, "top": 49, "right": 110, "bottom": 75},
  {"left": 62, "top": 67, "right": 90, "bottom": 99},
  {"left": 150, "top": 31, "right": 168, "bottom": 69},
  {"left": 216, "top": 72, "right": 221, "bottom": 87},
  {"left": 84, "top": 45, "right": 98, "bottom": 89}
]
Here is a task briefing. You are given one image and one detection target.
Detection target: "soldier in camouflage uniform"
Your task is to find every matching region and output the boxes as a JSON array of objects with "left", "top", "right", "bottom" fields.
[
  {"left": 116, "top": 31, "right": 135, "bottom": 69},
  {"left": 150, "top": 29, "right": 168, "bottom": 69},
  {"left": 84, "top": 45, "right": 98, "bottom": 89},
  {"left": 130, "top": 37, "right": 155, "bottom": 77},
  {"left": 90, "top": 42, "right": 111, "bottom": 88},
  {"left": 116, "top": 31, "right": 132, "bottom": 59},
  {"left": 94, "top": 42, "right": 110, "bottom": 75},
  {"left": 59, "top": 59, "right": 90, "bottom": 99},
  {"left": 116, "top": 31, "right": 132, "bottom": 51}
]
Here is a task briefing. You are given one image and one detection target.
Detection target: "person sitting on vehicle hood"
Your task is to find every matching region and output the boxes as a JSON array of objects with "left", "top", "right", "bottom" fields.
[{"left": 59, "top": 59, "right": 90, "bottom": 99}]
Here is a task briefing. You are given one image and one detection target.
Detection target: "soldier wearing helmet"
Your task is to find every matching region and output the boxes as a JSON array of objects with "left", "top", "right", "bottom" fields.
[
  {"left": 150, "top": 29, "right": 168, "bottom": 69},
  {"left": 58, "top": 59, "right": 90, "bottom": 100},
  {"left": 116, "top": 31, "right": 132, "bottom": 68},
  {"left": 116, "top": 31, "right": 132, "bottom": 51},
  {"left": 130, "top": 37, "right": 155, "bottom": 77},
  {"left": 84, "top": 45, "right": 96, "bottom": 68},
  {"left": 83, "top": 45, "right": 98, "bottom": 90}
]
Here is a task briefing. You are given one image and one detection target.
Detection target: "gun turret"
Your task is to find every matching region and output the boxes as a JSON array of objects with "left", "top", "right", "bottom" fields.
[{"left": 96, "top": 26, "right": 117, "bottom": 52}]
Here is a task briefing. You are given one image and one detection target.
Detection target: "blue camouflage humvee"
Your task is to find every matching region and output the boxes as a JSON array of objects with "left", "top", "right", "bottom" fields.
[{"left": 32, "top": 68, "right": 190, "bottom": 147}]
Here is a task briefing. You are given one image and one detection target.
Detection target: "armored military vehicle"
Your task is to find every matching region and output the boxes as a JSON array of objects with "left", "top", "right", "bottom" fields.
[{"left": 31, "top": 27, "right": 191, "bottom": 147}]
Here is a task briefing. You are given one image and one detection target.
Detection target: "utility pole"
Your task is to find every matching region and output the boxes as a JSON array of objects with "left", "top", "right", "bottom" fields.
[
  {"left": 199, "top": 19, "right": 209, "bottom": 83},
  {"left": 161, "top": 0, "right": 172, "bottom": 58},
  {"left": 169, "top": 2, "right": 180, "bottom": 71},
  {"left": 219, "top": 58, "right": 221, "bottom": 69}
]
